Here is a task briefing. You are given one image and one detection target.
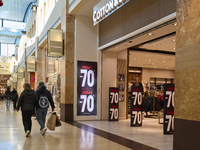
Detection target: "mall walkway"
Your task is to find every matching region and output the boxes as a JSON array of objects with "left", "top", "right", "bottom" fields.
[{"left": 0, "top": 101, "right": 172, "bottom": 150}]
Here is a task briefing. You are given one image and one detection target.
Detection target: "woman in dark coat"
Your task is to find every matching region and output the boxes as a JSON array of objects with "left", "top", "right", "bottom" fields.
[{"left": 16, "top": 83, "right": 38, "bottom": 137}]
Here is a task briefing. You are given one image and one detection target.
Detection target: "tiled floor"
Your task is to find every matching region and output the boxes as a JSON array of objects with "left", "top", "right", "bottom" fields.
[
  {"left": 0, "top": 101, "right": 173, "bottom": 150},
  {"left": 80, "top": 118, "right": 173, "bottom": 150}
]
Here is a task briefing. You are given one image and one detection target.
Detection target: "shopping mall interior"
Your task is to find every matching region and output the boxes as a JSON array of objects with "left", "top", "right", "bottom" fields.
[{"left": 0, "top": 0, "right": 199, "bottom": 150}]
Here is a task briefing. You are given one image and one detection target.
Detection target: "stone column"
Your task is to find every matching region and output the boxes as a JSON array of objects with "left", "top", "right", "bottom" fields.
[
  {"left": 60, "top": 0, "right": 75, "bottom": 122},
  {"left": 174, "top": 1, "right": 200, "bottom": 149},
  {"left": 17, "top": 78, "right": 23, "bottom": 95},
  {"left": 35, "top": 47, "right": 46, "bottom": 89}
]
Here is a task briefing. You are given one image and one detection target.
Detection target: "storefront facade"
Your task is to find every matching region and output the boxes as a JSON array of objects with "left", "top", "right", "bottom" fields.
[{"left": 11, "top": 0, "right": 200, "bottom": 149}]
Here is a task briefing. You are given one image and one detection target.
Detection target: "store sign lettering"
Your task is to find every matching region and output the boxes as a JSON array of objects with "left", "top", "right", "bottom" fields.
[{"left": 93, "top": 0, "right": 130, "bottom": 26}]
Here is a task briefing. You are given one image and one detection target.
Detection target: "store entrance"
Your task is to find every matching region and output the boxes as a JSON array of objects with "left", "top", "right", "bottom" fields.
[{"left": 101, "top": 21, "right": 176, "bottom": 134}]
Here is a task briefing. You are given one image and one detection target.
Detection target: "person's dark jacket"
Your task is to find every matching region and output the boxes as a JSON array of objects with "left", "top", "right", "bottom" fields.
[
  {"left": 16, "top": 90, "right": 37, "bottom": 111},
  {"left": 36, "top": 85, "right": 55, "bottom": 109},
  {"left": 11, "top": 90, "right": 18, "bottom": 101},
  {"left": 4, "top": 90, "right": 12, "bottom": 100}
]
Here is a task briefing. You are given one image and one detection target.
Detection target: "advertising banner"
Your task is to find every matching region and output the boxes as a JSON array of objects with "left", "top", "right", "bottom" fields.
[
  {"left": 77, "top": 61, "right": 97, "bottom": 116},
  {"left": 109, "top": 87, "right": 119, "bottom": 121},
  {"left": 131, "top": 86, "right": 142, "bottom": 127},
  {"left": 163, "top": 84, "right": 174, "bottom": 134}
]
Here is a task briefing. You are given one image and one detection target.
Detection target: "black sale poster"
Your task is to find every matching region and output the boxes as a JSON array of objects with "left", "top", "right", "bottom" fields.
[
  {"left": 77, "top": 61, "right": 97, "bottom": 116},
  {"left": 163, "top": 84, "right": 174, "bottom": 134}
]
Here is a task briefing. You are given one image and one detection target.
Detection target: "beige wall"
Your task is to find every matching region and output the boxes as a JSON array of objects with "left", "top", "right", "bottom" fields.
[
  {"left": 102, "top": 51, "right": 118, "bottom": 120},
  {"left": 142, "top": 68, "right": 175, "bottom": 84},
  {"left": 74, "top": 15, "right": 99, "bottom": 120}
]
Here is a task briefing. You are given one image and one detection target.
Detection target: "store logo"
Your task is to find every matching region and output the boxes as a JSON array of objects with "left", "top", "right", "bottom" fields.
[{"left": 93, "top": 0, "right": 129, "bottom": 26}]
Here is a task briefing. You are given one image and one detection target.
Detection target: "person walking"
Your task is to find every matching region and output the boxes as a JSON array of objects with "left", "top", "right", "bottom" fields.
[
  {"left": 16, "top": 83, "right": 38, "bottom": 137},
  {"left": 36, "top": 81, "right": 55, "bottom": 135},
  {"left": 5, "top": 87, "right": 12, "bottom": 111},
  {"left": 11, "top": 88, "right": 18, "bottom": 111}
]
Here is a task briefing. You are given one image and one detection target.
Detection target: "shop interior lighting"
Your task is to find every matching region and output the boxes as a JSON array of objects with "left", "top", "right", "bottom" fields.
[
  {"left": 129, "top": 70, "right": 141, "bottom": 73},
  {"left": 153, "top": 45, "right": 157, "bottom": 47},
  {"left": 163, "top": 61, "right": 165, "bottom": 63},
  {"left": 134, "top": 58, "right": 136, "bottom": 60},
  {"left": 163, "top": 56, "right": 165, "bottom": 58},
  {"left": 148, "top": 33, "right": 153, "bottom": 36},
  {"left": 149, "top": 60, "right": 151, "bottom": 61},
  {"left": 173, "top": 48, "right": 175, "bottom": 49},
  {"left": 172, "top": 39, "right": 176, "bottom": 42},
  {"left": 147, "top": 55, "right": 149, "bottom": 57},
  {"left": 173, "top": 23, "right": 177, "bottom": 26}
]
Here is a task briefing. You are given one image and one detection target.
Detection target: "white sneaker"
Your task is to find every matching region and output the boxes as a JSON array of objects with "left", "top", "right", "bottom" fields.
[
  {"left": 26, "top": 130, "right": 31, "bottom": 137},
  {"left": 41, "top": 127, "right": 47, "bottom": 135}
]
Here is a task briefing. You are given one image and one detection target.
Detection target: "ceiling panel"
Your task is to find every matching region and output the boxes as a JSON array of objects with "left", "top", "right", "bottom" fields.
[{"left": 129, "top": 51, "right": 175, "bottom": 70}]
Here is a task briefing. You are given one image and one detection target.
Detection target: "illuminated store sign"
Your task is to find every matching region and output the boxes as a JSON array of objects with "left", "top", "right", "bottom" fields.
[
  {"left": 77, "top": 61, "right": 97, "bottom": 116},
  {"left": 93, "top": 0, "right": 130, "bottom": 26}
]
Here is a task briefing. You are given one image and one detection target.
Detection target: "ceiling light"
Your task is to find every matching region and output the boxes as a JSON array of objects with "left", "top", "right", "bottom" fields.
[
  {"left": 173, "top": 23, "right": 177, "bottom": 26},
  {"left": 147, "top": 55, "right": 149, "bottom": 57},
  {"left": 172, "top": 39, "right": 176, "bottom": 42},
  {"left": 148, "top": 33, "right": 153, "bottom": 36},
  {"left": 149, "top": 60, "right": 151, "bottom": 61},
  {"left": 134, "top": 58, "right": 136, "bottom": 60},
  {"left": 163, "top": 61, "right": 165, "bottom": 63},
  {"left": 153, "top": 45, "right": 157, "bottom": 47},
  {"left": 166, "top": 67, "right": 168, "bottom": 69},
  {"left": 10, "top": 29, "right": 18, "bottom": 33},
  {"left": 173, "top": 48, "right": 175, "bottom": 50},
  {"left": 163, "top": 57, "right": 165, "bottom": 58}
]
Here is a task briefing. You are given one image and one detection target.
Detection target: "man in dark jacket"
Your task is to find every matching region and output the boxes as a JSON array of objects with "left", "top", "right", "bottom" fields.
[
  {"left": 11, "top": 88, "right": 18, "bottom": 111},
  {"left": 36, "top": 81, "right": 55, "bottom": 135},
  {"left": 5, "top": 87, "right": 12, "bottom": 111}
]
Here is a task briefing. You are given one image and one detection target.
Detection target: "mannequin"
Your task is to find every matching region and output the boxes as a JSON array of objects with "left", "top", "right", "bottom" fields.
[{"left": 133, "top": 77, "right": 144, "bottom": 95}]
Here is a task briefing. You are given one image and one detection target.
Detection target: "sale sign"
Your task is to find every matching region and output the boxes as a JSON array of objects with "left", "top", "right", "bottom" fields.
[
  {"left": 77, "top": 61, "right": 97, "bottom": 116},
  {"left": 131, "top": 86, "right": 142, "bottom": 127},
  {"left": 163, "top": 84, "right": 174, "bottom": 134},
  {"left": 109, "top": 87, "right": 119, "bottom": 121}
]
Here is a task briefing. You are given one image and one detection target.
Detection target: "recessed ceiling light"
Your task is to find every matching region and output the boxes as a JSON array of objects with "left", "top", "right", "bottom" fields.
[
  {"left": 163, "top": 57, "right": 165, "bottom": 58},
  {"left": 173, "top": 23, "right": 177, "bottom": 26},
  {"left": 148, "top": 33, "right": 153, "bottom": 36},
  {"left": 134, "top": 58, "right": 136, "bottom": 60},
  {"left": 173, "top": 48, "right": 175, "bottom": 50},
  {"left": 163, "top": 61, "right": 165, "bottom": 63},
  {"left": 147, "top": 55, "right": 149, "bottom": 57},
  {"left": 153, "top": 45, "right": 157, "bottom": 47},
  {"left": 149, "top": 60, "right": 151, "bottom": 61},
  {"left": 172, "top": 39, "right": 176, "bottom": 42}
]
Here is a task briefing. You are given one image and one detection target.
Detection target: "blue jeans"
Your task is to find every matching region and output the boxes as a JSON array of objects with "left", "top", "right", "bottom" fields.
[
  {"left": 6, "top": 99, "right": 11, "bottom": 110},
  {"left": 36, "top": 108, "right": 48, "bottom": 131}
]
